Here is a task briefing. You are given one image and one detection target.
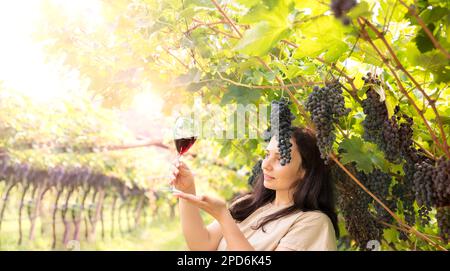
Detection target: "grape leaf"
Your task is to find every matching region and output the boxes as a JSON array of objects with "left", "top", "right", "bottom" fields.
[
  {"left": 294, "top": 16, "right": 349, "bottom": 62},
  {"left": 339, "top": 137, "right": 389, "bottom": 174},
  {"left": 235, "top": 1, "right": 293, "bottom": 56},
  {"left": 221, "top": 85, "right": 261, "bottom": 105}
]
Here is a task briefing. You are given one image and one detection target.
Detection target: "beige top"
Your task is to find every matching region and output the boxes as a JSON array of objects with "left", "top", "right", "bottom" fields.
[{"left": 217, "top": 201, "right": 337, "bottom": 251}]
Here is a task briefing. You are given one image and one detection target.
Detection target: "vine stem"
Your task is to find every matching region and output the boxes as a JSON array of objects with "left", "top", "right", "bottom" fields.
[
  {"left": 360, "top": 18, "right": 449, "bottom": 158},
  {"left": 397, "top": 0, "right": 450, "bottom": 59},
  {"left": 61, "top": 186, "right": 75, "bottom": 246},
  {"left": 18, "top": 183, "right": 30, "bottom": 246},
  {"left": 210, "top": 0, "right": 242, "bottom": 39},
  {"left": 315, "top": 58, "right": 362, "bottom": 104},
  {"left": 29, "top": 182, "right": 48, "bottom": 241},
  {"left": 187, "top": 19, "right": 227, "bottom": 33},
  {"left": 187, "top": 19, "right": 240, "bottom": 39},
  {"left": 377, "top": 220, "right": 445, "bottom": 243},
  {"left": 217, "top": 72, "right": 320, "bottom": 89},
  {"left": 162, "top": 47, "right": 189, "bottom": 70},
  {"left": 330, "top": 153, "right": 447, "bottom": 251},
  {"left": 52, "top": 188, "right": 63, "bottom": 249},
  {"left": 357, "top": 18, "right": 450, "bottom": 159},
  {"left": 413, "top": 140, "right": 437, "bottom": 161}
]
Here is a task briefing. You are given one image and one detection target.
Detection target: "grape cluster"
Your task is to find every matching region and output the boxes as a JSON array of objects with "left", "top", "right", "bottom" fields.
[
  {"left": 398, "top": 114, "right": 414, "bottom": 158},
  {"left": 381, "top": 116, "right": 402, "bottom": 163},
  {"left": 365, "top": 169, "right": 391, "bottom": 200},
  {"left": 400, "top": 162, "right": 417, "bottom": 228},
  {"left": 417, "top": 205, "right": 432, "bottom": 226},
  {"left": 360, "top": 73, "right": 412, "bottom": 163},
  {"left": 433, "top": 158, "right": 450, "bottom": 207},
  {"left": 330, "top": 0, "right": 357, "bottom": 25},
  {"left": 331, "top": 164, "right": 383, "bottom": 250},
  {"left": 306, "top": 82, "right": 350, "bottom": 162},
  {"left": 436, "top": 207, "right": 450, "bottom": 243},
  {"left": 262, "top": 127, "right": 272, "bottom": 142},
  {"left": 412, "top": 160, "right": 436, "bottom": 225},
  {"left": 361, "top": 74, "right": 388, "bottom": 145},
  {"left": 247, "top": 159, "right": 263, "bottom": 187},
  {"left": 364, "top": 169, "right": 394, "bottom": 224},
  {"left": 413, "top": 161, "right": 436, "bottom": 207},
  {"left": 270, "top": 98, "right": 295, "bottom": 166}
]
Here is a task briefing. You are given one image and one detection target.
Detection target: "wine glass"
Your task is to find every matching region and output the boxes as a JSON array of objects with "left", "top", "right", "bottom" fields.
[{"left": 163, "top": 116, "right": 198, "bottom": 193}]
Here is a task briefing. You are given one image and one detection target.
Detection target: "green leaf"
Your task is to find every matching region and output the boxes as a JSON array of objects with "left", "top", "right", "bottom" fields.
[
  {"left": 186, "top": 81, "right": 207, "bottom": 92},
  {"left": 235, "top": 21, "right": 290, "bottom": 56},
  {"left": 412, "top": 49, "right": 450, "bottom": 83},
  {"left": 339, "top": 137, "right": 388, "bottom": 174},
  {"left": 171, "top": 68, "right": 201, "bottom": 87},
  {"left": 385, "top": 90, "right": 399, "bottom": 119},
  {"left": 221, "top": 85, "right": 261, "bottom": 105},
  {"left": 235, "top": 1, "right": 294, "bottom": 56},
  {"left": 347, "top": 1, "right": 371, "bottom": 19},
  {"left": 294, "top": 0, "right": 329, "bottom": 16},
  {"left": 377, "top": 0, "right": 407, "bottom": 23},
  {"left": 234, "top": 0, "right": 261, "bottom": 8},
  {"left": 184, "top": 0, "right": 214, "bottom": 9},
  {"left": 294, "top": 16, "right": 348, "bottom": 61},
  {"left": 441, "top": 108, "right": 450, "bottom": 126},
  {"left": 219, "top": 140, "right": 232, "bottom": 157},
  {"left": 414, "top": 23, "right": 436, "bottom": 53},
  {"left": 240, "top": 0, "right": 293, "bottom": 24},
  {"left": 419, "top": 6, "right": 448, "bottom": 24},
  {"left": 383, "top": 228, "right": 400, "bottom": 244}
]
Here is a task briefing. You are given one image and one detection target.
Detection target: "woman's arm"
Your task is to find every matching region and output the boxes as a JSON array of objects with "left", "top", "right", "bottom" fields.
[
  {"left": 178, "top": 187, "right": 223, "bottom": 250},
  {"left": 217, "top": 211, "right": 255, "bottom": 251},
  {"left": 174, "top": 192, "right": 255, "bottom": 251},
  {"left": 170, "top": 161, "right": 222, "bottom": 250}
]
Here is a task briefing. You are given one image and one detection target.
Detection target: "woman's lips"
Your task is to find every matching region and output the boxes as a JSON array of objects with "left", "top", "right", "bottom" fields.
[{"left": 264, "top": 174, "right": 275, "bottom": 180}]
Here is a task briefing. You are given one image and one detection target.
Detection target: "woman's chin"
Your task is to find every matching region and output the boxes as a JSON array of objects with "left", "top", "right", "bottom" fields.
[{"left": 263, "top": 179, "right": 276, "bottom": 189}]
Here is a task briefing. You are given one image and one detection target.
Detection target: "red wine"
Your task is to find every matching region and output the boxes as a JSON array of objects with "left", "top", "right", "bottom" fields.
[{"left": 175, "top": 137, "right": 197, "bottom": 155}]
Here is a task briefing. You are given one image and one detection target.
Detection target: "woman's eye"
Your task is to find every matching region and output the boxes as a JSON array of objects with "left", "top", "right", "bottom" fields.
[{"left": 264, "top": 152, "right": 279, "bottom": 160}]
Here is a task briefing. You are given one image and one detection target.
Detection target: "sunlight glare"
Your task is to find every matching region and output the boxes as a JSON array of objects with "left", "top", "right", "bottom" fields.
[{"left": 0, "top": 0, "right": 102, "bottom": 103}]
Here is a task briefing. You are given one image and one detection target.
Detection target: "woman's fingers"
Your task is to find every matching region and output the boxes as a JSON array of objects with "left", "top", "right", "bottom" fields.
[
  {"left": 172, "top": 158, "right": 181, "bottom": 167},
  {"left": 170, "top": 164, "right": 179, "bottom": 173},
  {"left": 174, "top": 192, "right": 206, "bottom": 207},
  {"left": 174, "top": 192, "right": 196, "bottom": 201}
]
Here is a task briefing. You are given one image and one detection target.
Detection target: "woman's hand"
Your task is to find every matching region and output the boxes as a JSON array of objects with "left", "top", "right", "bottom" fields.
[
  {"left": 173, "top": 192, "right": 230, "bottom": 222},
  {"left": 170, "top": 160, "right": 195, "bottom": 193}
]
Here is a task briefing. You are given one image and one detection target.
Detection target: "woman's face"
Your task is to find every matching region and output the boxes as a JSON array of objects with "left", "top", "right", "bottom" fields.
[{"left": 261, "top": 136, "right": 305, "bottom": 191}]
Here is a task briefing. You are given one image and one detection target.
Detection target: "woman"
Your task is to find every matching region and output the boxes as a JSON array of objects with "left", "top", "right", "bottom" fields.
[{"left": 169, "top": 126, "right": 339, "bottom": 251}]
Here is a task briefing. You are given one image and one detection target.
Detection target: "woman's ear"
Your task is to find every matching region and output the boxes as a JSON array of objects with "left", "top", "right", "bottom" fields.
[{"left": 297, "top": 168, "right": 306, "bottom": 180}]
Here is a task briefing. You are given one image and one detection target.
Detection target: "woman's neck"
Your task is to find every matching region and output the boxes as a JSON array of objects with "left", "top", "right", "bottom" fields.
[{"left": 272, "top": 189, "right": 294, "bottom": 207}]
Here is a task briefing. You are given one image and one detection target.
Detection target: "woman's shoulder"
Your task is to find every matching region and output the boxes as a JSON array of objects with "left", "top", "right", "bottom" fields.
[{"left": 294, "top": 210, "right": 333, "bottom": 226}]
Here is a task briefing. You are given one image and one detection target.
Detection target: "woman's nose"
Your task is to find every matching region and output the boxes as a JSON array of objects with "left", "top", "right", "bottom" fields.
[{"left": 261, "top": 158, "right": 272, "bottom": 171}]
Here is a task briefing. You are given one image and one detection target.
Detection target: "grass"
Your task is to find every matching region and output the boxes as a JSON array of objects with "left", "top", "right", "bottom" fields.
[{"left": 0, "top": 206, "right": 188, "bottom": 251}]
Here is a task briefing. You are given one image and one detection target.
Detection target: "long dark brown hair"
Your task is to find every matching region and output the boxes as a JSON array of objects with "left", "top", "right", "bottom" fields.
[{"left": 229, "top": 126, "right": 339, "bottom": 237}]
